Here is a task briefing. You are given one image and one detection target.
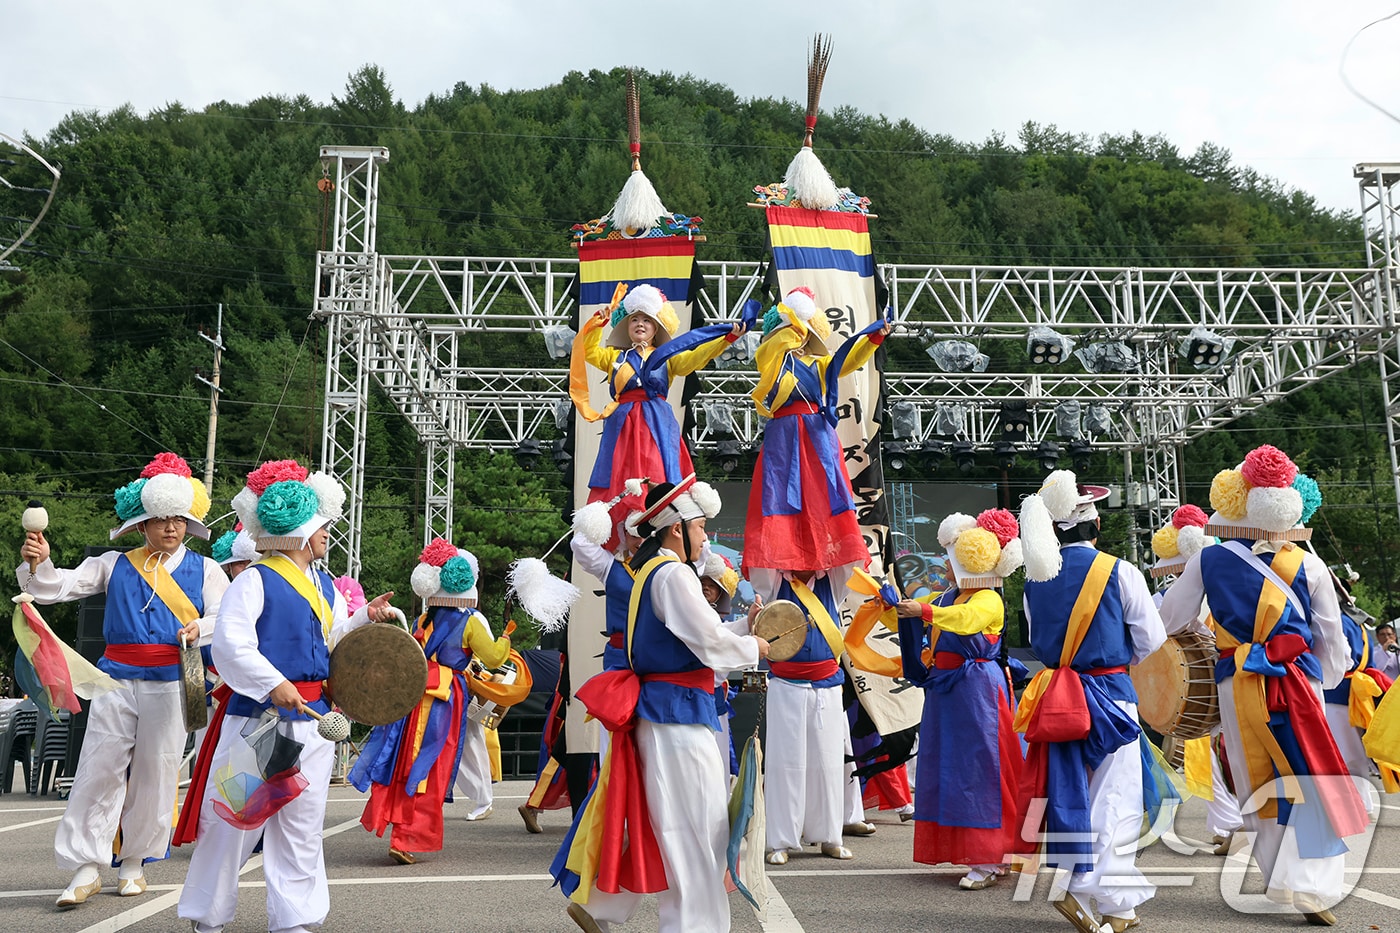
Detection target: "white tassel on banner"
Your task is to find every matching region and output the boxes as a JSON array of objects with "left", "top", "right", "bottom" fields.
[
  {"left": 606, "top": 170, "right": 668, "bottom": 234},
  {"left": 783, "top": 147, "right": 840, "bottom": 210}
]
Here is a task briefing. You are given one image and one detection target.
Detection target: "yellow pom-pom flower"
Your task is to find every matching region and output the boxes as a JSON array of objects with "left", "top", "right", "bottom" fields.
[
  {"left": 188, "top": 476, "right": 212, "bottom": 521},
  {"left": 1151, "top": 525, "right": 1180, "bottom": 559},
  {"left": 1210, "top": 469, "right": 1249, "bottom": 521},
  {"left": 954, "top": 527, "right": 1001, "bottom": 574}
]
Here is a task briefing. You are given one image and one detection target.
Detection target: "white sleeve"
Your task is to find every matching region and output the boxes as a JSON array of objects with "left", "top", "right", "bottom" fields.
[
  {"left": 1157, "top": 552, "right": 1212, "bottom": 638},
  {"left": 196, "top": 556, "right": 230, "bottom": 643},
  {"left": 211, "top": 570, "right": 287, "bottom": 703},
  {"left": 14, "top": 551, "right": 118, "bottom": 605},
  {"left": 651, "top": 562, "right": 759, "bottom": 671},
  {"left": 570, "top": 536, "right": 616, "bottom": 584},
  {"left": 1303, "top": 551, "right": 1348, "bottom": 689},
  {"left": 1118, "top": 559, "right": 1167, "bottom": 664}
]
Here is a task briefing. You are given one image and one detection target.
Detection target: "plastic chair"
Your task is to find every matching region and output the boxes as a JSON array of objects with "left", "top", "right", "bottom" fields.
[
  {"left": 0, "top": 701, "right": 38, "bottom": 794},
  {"left": 29, "top": 709, "right": 70, "bottom": 796}
]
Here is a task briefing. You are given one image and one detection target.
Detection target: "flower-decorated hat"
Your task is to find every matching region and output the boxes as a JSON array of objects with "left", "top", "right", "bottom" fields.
[
  {"left": 332, "top": 575, "right": 367, "bottom": 614},
  {"left": 231, "top": 459, "right": 347, "bottom": 552},
  {"left": 1205, "top": 445, "right": 1319, "bottom": 542},
  {"left": 635, "top": 473, "right": 722, "bottom": 536},
  {"left": 1150, "top": 505, "right": 1215, "bottom": 578},
  {"left": 701, "top": 553, "right": 741, "bottom": 614},
  {"left": 936, "top": 508, "right": 1024, "bottom": 590},
  {"left": 111, "top": 453, "right": 213, "bottom": 541},
  {"left": 411, "top": 538, "right": 480, "bottom": 607},
  {"left": 607, "top": 284, "right": 680, "bottom": 349},
  {"left": 759, "top": 286, "right": 831, "bottom": 358},
  {"left": 1018, "top": 469, "right": 1111, "bottom": 581},
  {"left": 210, "top": 526, "right": 261, "bottom": 567}
]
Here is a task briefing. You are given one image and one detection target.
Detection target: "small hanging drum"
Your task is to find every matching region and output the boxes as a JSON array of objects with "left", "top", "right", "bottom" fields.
[
  {"left": 1130, "top": 632, "right": 1220, "bottom": 739},
  {"left": 751, "top": 600, "right": 809, "bottom": 662},
  {"left": 326, "top": 623, "right": 429, "bottom": 726}
]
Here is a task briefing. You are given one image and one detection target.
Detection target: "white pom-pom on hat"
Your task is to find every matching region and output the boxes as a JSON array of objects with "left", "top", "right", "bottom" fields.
[
  {"left": 993, "top": 538, "right": 1025, "bottom": 577},
  {"left": 1247, "top": 486, "right": 1304, "bottom": 533},
  {"left": 231, "top": 532, "right": 261, "bottom": 563},
  {"left": 1019, "top": 494, "right": 1063, "bottom": 582},
  {"left": 1176, "top": 525, "right": 1208, "bottom": 559},
  {"left": 782, "top": 286, "right": 818, "bottom": 323},
  {"left": 142, "top": 472, "right": 195, "bottom": 519},
  {"left": 305, "top": 472, "right": 346, "bottom": 521},
  {"left": 937, "top": 513, "right": 976, "bottom": 549},
  {"left": 623, "top": 477, "right": 646, "bottom": 497},
  {"left": 622, "top": 284, "right": 665, "bottom": 318},
  {"left": 411, "top": 563, "right": 442, "bottom": 599},
  {"left": 232, "top": 486, "right": 264, "bottom": 541},
  {"left": 690, "top": 481, "right": 722, "bottom": 520},
  {"left": 572, "top": 501, "right": 614, "bottom": 546},
  {"left": 1039, "top": 470, "right": 1080, "bottom": 522}
]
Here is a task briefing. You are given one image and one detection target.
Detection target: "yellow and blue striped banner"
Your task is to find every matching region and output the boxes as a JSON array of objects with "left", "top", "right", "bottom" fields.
[
  {"left": 577, "top": 239, "right": 695, "bottom": 308},
  {"left": 767, "top": 207, "right": 874, "bottom": 277}
]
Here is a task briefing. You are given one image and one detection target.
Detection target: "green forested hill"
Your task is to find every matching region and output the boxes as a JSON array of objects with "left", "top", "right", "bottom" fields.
[{"left": 0, "top": 64, "right": 1393, "bottom": 655}]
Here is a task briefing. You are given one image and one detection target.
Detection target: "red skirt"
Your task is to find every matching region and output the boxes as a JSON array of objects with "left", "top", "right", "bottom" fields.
[
  {"left": 359, "top": 688, "right": 465, "bottom": 853},
  {"left": 862, "top": 763, "right": 913, "bottom": 811},
  {"left": 913, "top": 700, "right": 1022, "bottom": 867},
  {"left": 742, "top": 441, "right": 868, "bottom": 574}
]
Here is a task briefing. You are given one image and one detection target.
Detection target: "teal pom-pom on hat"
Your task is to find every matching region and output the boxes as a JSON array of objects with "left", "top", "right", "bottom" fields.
[
  {"left": 211, "top": 529, "right": 237, "bottom": 563},
  {"left": 257, "top": 480, "right": 320, "bottom": 535},
  {"left": 114, "top": 478, "right": 148, "bottom": 521},
  {"left": 439, "top": 554, "right": 476, "bottom": 594},
  {"left": 609, "top": 304, "right": 627, "bottom": 328},
  {"left": 1293, "top": 474, "right": 1322, "bottom": 524},
  {"left": 762, "top": 304, "right": 784, "bottom": 335}
]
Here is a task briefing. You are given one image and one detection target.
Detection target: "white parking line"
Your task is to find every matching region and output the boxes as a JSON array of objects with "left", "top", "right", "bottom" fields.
[
  {"left": 1352, "top": 887, "right": 1400, "bottom": 910},
  {"left": 761, "top": 877, "right": 806, "bottom": 932},
  {"left": 0, "top": 815, "right": 62, "bottom": 833}
]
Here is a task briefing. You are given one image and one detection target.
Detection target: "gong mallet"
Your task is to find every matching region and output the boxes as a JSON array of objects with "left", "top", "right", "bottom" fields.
[
  {"left": 302, "top": 706, "right": 352, "bottom": 743},
  {"left": 22, "top": 499, "right": 48, "bottom": 574}
]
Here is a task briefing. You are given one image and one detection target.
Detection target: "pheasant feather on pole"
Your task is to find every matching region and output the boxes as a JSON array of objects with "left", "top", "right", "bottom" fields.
[
  {"left": 783, "top": 34, "right": 840, "bottom": 210},
  {"left": 604, "top": 71, "right": 669, "bottom": 235}
]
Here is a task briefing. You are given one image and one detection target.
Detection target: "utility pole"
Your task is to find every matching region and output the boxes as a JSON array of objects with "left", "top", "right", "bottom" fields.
[{"left": 196, "top": 304, "right": 224, "bottom": 490}]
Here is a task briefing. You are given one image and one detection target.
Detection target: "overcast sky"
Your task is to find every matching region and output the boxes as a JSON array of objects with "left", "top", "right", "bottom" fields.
[{"left": 6, "top": 1, "right": 1399, "bottom": 217}]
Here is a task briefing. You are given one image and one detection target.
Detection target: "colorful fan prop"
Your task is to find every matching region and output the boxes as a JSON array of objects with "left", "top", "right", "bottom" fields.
[
  {"left": 726, "top": 733, "right": 768, "bottom": 919},
  {"left": 11, "top": 593, "right": 117, "bottom": 720},
  {"left": 211, "top": 714, "right": 309, "bottom": 831}
]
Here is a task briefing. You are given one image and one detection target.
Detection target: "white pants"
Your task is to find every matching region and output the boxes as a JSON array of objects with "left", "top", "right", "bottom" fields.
[
  {"left": 455, "top": 718, "right": 493, "bottom": 816},
  {"left": 178, "top": 715, "right": 335, "bottom": 933},
  {"left": 1206, "top": 745, "right": 1244, "bottom": 838},
  {"left": 1063, "top": 700, "right": 1155, "bottom": 917},
  {"left": 1218, "top": 678, "right": 1345, "bottom": 904},
  {"left": 582, "top": 720, "right": 732, "bottom": 933},
  {"left": 843, "top": 757, "right": 864, "bottom": 824},
  {"left": 56, "top": 678, "right": 184, "bottom": 873},
  {"left": 764, "top": 678, "right": 845, "bottom": 851}
]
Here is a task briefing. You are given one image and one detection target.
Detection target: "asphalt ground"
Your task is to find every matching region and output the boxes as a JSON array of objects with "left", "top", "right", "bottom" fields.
[{"left": 3, "top": 770, "right": 1400, "bottom": 933}]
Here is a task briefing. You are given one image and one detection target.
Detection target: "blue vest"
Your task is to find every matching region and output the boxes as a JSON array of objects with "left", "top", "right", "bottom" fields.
[
  {"left": 629, "top": 559, "right": 719, "bottom": 729},
  {"left": 225, "top": 563, "right": 337, "bottom": 719},
  {"left": 602, "top": 558, "right": 635, "bottom": 672},
  {"left": 1199, "top": 544, "right": 1321, "bottom": 683},
  {"left": 98, "top": 551, "right": 208, "bottom": 682},
  {"left": 772, "top": 575, "right": 845, "bottom": 689},
  {"left": 422, "top": 607, "right": 479, "bottom": 671},
  {"left": 1324, "top": 611, "right": 1374, "bottom": 705},
  {"left": 1023, "top": 546, "right": 1136, "bottom": 703}
]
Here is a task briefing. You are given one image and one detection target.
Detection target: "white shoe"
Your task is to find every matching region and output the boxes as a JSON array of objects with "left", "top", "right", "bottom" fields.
[
  {"left": 56, "top": 878, "right": 101, "bottom": 908},
  {"left": 466, "top": 804, "right": 493, "bottom": 821},
  {"left": 117, "top": 875, "right": 147, "bottom": 896},
  {"left": 765, "top": 849, "right": 789, "bottom": 865}
]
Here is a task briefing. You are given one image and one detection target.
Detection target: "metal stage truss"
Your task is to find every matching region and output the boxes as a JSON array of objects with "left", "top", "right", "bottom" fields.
[{"left": 314, "top": 146, "right": 1400, "bottom": 576}]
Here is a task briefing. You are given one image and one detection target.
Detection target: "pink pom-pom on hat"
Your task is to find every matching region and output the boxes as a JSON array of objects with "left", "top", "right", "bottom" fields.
[
  {"left": 1240, "top": 445, "right": 1297, "bottom": 489},
  {"left": 1171, "top": 504, "right": 1209, "bottom": 529},
  {"left": 246, "top": 459, "right": 309, "bottom": 496},
  {"left": 975, "top": 508, "right": 1019, "bottom": 548},
  {"left": 141, "top": 452, "right": 193, "bottom": 478},
  {"left": 419, "top": 537, "right": 458, "bottom": 567},
  {"left": 333, "top": 575, "right": 366, "bottom": 614}
]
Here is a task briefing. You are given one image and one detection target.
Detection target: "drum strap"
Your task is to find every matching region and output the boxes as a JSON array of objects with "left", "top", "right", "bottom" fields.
[
  {"left": 257, "top": 554, "right": 333, "bottom": 639},
  {"left": 124, "top": 547, "right": 200, "bottom": 626},
  {"left": 789, "top": 576, "right": 845, "bottom": 661}
]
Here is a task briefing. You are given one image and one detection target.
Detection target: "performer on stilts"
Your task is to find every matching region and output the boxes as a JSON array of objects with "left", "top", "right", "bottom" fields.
[
  {"left": 1148, "top": 505, "right": 1242, "bottom": 856},
  {"left": 893, "top": 508, "right": 1026, "bottom": 890},
  {"left": 553, "top": 477, "right": 769, "bottom": 933},
  {"left": 352, "top": 540, "right": 512, "bottom": 863},
  {"left": 17, "top": 453, "right": 225, "bottom": 908},
  {"left": 743, "top": 285, "right": 888, "bottom": 866},
  {"left": 1016, "top": 470, "right": 1166, "bottom": 933},
  {"left": 176, "top": 460, "right": 397, "bottom": 933},
  {"left": 1160, "top": 447, "right": 1369, "bottom": 926}
]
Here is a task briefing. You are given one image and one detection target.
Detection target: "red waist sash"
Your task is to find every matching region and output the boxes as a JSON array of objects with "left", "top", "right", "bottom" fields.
[
  {"left": 774, "top": 401, "right": 820, "bottom": 418},
  {"left": 770, "top": 659, "right": 840, "bottom": 681},
  {"left": 617, "top": 389, "right": 650, "bottom": 403},
  {"left": 934, "top": 652, "right": 992, "bottom": 670},
  {"left": 608, "top": 632, "right": 626, "bottom": 648},
  {"left": 639, "top": 668, "right": 715, "bottom": 689},
  {"left": 1083, "top": 665, "right": 1128, "bottom": 677},
  {"left": 104, "top": 643, "right": 179, "bottom": 666}
]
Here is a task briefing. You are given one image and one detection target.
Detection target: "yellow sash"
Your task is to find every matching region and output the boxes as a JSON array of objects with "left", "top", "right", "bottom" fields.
[
  {"left": 1214, "top": 545, "right": 1305, "bottom": 818},
  {"left": 626, "top": 554, "right": 680, "bottom": 661},
  {"left": 843, "top": 569, "right": 904, "bottom": 678},
  {"left": 567, "top": 283, "right": 630, "bottom": 423},
  {"left": 124, "top": 547, "right": 201, "bottom": 627},
  {"left": 789, "top": 576, "right": 847, "bottom": 662},
  {"left": 1014, "top": 552, "right": 1115, "bottom": 733},
  {"left": 257, "top": 553, "right": 333, "bottom": 639}
]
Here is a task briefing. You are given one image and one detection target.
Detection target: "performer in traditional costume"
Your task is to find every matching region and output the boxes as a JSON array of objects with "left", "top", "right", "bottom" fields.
[
  {"left": 176, "top": 460, "right": 396, "bottom": 933},
  {"left": 16, "top": 453, "right": 224, "bottom": 907},
  {"left": 1322, "top": 575, "right": 1394, "bottom": 805},
  {"left": 572, "top": 284, "right": 744, "bottom": 548},
  {"left": 700, "top": 552, "right": 742, "bottom": 777},
  {"left": 352, "top": 540, "right": 511, "bottom": 862},
  {"left": 1148, "top": 506, "right": 1242, "bottom": 856},
  {"left": 211, "top": 527, "right": 260, "bottom": 579},
  {"left": 553, "top": 476, "right": 768, "bottom": 933},
  {"left": 1158, "top": 447, "right": 1367, "bottom": 926},
  {"left": 893, "top": 508, "right": 1025, "bottom": 890},
  {"left": 519, "top": 649, "right": 581, "bottom": 833},
  {"left": 1016, "top": 471, "right": 1165, "bottom": 933}
]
